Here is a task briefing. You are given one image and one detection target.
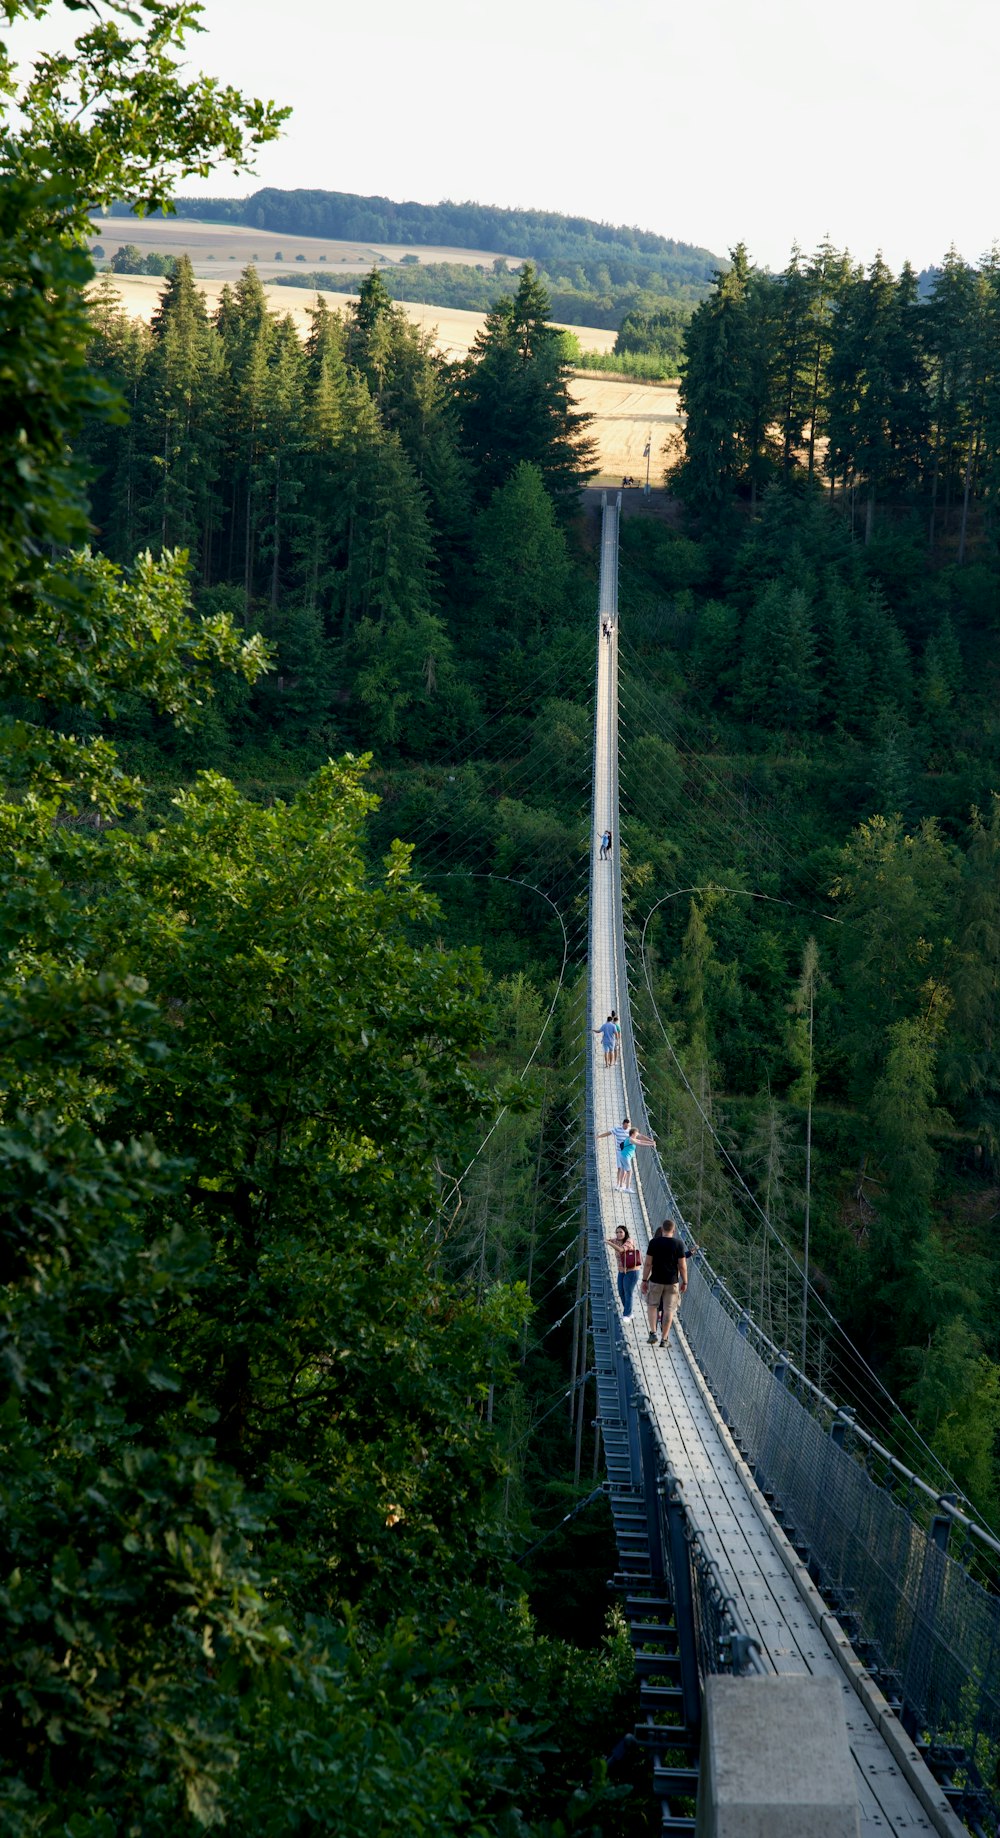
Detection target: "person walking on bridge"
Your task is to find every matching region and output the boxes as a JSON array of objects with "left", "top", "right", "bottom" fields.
[
  {"left": 607, "top": 1225, "right": 641, "bottom": 1317},
  {"left": 641, "top": 1219, "right": 688, "bottom": 1347},
  {"left": 617, "top": 1125, "right": 653, "bottom": 1191},
  {"left": 599, "top": 1119, "right": 654, "bottom": 1190},
  {"left": 594, "top": 1015, "right": 618, "bottom": 1068},
  {"left": 599, "top": 829, "right": 612, "bottom": 861},
  {"left": 598, "top": 1117, "right": 630, "bottom": 1184}
]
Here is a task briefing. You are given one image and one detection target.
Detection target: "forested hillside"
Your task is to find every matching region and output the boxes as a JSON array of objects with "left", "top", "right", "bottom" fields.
[{"left": 150, "top": 187, "right": 719, "bottom": 286}]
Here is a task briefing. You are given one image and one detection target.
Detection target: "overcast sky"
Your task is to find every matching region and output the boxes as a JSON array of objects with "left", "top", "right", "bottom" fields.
[{"left": 10, "top": 0, "right": 1000, "bottom": 272}]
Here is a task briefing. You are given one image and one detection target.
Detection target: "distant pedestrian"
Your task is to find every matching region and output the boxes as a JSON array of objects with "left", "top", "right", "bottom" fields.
[
  {"left": 607, "top": 1225, "right": 641, "bottom": 1317},
  {"left": 594, "top": 1015, "right": 618, "bottom": 1067},
  {"left": 599, "top": 829, "right": 612, "bottom": 861},
  {"left": 641, "top": 1218, "right": 689, "bottom": 1348},
  {"left": 609, "top": 1009, "right": 621, "bottom": 1064},
  {"left": 602, "top": 618, "right": 611, "bottom": 641}
]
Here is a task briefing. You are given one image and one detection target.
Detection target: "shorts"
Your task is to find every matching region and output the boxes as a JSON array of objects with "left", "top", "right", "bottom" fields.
[
  {"left": 646, "top": 1281, "right": 680, "bottom": 1326},
  {"left": 617, "top": 1150, "right": 634, "bottom": 1172}
]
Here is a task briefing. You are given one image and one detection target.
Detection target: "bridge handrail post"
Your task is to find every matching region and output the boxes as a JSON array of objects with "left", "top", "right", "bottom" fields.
[
  {"left": 636, "top": 1394, "right": 666, "bottom": 1587},
  {"left": 663, "top": 1473, "right": 702, "bottom": 1735}
]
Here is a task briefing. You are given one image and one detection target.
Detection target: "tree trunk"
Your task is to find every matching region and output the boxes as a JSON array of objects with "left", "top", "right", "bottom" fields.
[
  {"left": 807, "top": 341, "right": 822, "bottom": 480},
  {"left": 161, "top": 419, "right": 169, "bottom": 549},
  {"left": 270, "top": 457, "right": 281, "bottom": 609},
  {"left": 244, "top": 480, "right": 253, "bottom": 611},
  {"left": 958, "top": 427, "right": 975, "bottom": 566},
  {"left": 341, "top": 508, "right": 354, "bottom": 637}
]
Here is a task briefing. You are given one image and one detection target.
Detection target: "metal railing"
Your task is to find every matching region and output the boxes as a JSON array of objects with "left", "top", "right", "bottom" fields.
[{"left": 677, "top": 1255, "right": 1000, "bottom": 1792}]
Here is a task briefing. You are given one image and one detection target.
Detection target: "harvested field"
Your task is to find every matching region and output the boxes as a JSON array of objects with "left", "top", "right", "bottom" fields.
[
  {"left": 574, "top": 375, "right": 682, "bottom": 487},
  {"left": 94, "top": 276, "right": 662, "bottom": 481},
  {"left": 87, "top": 215, "right": 521, "bottom": 281}
]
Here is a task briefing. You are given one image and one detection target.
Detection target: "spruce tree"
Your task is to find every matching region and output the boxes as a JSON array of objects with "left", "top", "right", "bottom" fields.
[
  {"left": 133, "top": 254, "right": 224, "bottom": 573},
  {"left": 457, "top": 264, "right": 594, "bottom": 514},
  {"left": 676, "top": 245, "right": 779, "bottom": 511},
  {"left": 258, "top": 315, "right": 307, "bottom": 608},
  {"left": 471, "top": 461, "right": 569, "bottom": 648},
  {"left": 80, "top": 276, "right": 152, "bottom": 557},
  {"left": 826, "top": 255, "right": 929, "bottom": 540},
  {"left": 924, "top": 249, "right": 978, "bottom": 549}
]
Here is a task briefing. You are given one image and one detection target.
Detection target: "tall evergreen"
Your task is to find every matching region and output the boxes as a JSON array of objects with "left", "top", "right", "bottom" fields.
[
  {"left": 825, "top": 255, "right": 928, "bottom": 540},
  {"left": 456, "top": 264, "right": 595, "bottom": 514},
  {"left": 471, "top": 461, "right": 569, "bottom": 649},
  {"left": 258, "top": 315, "right": 307, "bottom": 607},
  {"left": 218, "top": 266, "right": 277, "bottom": 604},
  {"left": 79, "top": 275, "right": 152, "bottom": 558},
  {"left": 133, "top": 254, "right": 223, "bottom": 573},
  {"left": 675, "top": 245, "right": 778, "bottom": 510}
]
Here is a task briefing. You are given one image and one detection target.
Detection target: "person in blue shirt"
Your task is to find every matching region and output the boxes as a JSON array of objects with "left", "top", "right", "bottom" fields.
[
  {"left": 599, "top": 1119, "right": 655, "bottom": 1190},
  {"left": 594, "top": 1015, "right": 618, "bottom": 1067}
]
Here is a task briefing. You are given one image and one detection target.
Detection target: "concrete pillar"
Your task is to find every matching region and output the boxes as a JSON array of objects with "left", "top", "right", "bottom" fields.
[{"left": 695, "top": 1675, "right": 860, "bottom": 1838}]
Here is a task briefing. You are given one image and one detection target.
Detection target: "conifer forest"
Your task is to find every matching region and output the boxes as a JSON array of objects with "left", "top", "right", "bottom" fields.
[{"left": 3, "top": 4, "right": 1000, "bottom": 1834}]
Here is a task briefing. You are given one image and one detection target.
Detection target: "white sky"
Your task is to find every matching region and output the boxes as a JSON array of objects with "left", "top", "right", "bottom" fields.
[{"left": 8, "top": 0, "right": 1000, "bottom": 273}]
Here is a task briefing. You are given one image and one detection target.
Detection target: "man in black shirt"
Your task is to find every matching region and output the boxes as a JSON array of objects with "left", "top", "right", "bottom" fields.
[{"left": 641, "top": 1219, "right": 688, "bottom": 1348}]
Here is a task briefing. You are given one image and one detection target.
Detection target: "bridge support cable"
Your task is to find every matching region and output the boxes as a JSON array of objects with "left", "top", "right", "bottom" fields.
[{"left": 585, "top": 496, "right": 972, "bottom": 1838}]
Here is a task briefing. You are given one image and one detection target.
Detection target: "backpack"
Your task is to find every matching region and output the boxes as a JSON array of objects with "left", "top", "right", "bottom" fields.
[{"left": 623, "top": 1245, "right": 641, "bottom": 1271}]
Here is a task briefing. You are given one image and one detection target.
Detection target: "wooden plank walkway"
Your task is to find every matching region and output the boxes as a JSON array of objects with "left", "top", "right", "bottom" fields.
[{"left": 588, "top": 494, "right": 946, "bottom": 1836}]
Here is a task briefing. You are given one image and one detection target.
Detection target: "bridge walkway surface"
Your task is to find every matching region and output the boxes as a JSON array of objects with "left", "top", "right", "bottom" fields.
[{"left": 586, "top": 494, "right": 962, "bottom": 1836}]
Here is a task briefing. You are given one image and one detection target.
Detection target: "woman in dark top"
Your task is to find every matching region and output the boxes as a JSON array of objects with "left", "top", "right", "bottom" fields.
[{"left": 606, "top": 1224, "right": 640, "bottom": 1318}]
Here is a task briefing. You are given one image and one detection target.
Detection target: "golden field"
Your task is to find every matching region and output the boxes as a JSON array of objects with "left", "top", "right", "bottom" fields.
[{"left": 87, "top": 215, "right": 522, "bottom": 282}]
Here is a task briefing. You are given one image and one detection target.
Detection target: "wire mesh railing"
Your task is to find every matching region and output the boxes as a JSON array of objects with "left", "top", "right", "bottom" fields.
[{"left": 678, "top": 1259, "right": 1000, "bottom": 1793}]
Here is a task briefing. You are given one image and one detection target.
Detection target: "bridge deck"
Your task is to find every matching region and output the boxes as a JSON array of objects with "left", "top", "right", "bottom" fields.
[{"left": 589, "top": 497, "right": 940, "bottom": 1835}]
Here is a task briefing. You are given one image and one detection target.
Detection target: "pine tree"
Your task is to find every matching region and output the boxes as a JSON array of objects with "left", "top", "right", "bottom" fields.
[
  {"left": 941, "top": 796, "right": 1000, "bottom": 1167},
  {"left": 133, "top": 254, "right": 223, "bottom": 574},
  {"left": 257, "top": 315, "right": 307, "bottom": 608},
  {"left": 676, "top": 245, "right": 779, "bottom": 511},
  {"left": 471, "top": 461, "right": 569, "bottom": 648},
  {"left": 774, "top": 246, "right": 814, "bottom": 475},
  {"left": 924, "top": 249, "right": 978, "bottom": 550},
  {"left": 803, "top": 241, "right": 855, "bottom": 484},
  {"left": 736, "top": 581, "right": 818, "bottom": 729},
  {"left": 817, "top": 582, "right": 870, "bottom": 732},
  {"left": 80, "top": 275, "right": 152, "bottom": 558},
  {"left": 293, "top": 308, "right": 352, "bottom": 612},
  {"left": 866, "top": 1007, "right": 945, "bottom": 1341},
  {"left": 826, "top": 255, "right": 929, "bottom": 540},
  {"left": 347, "top": 267, "right": 398, "bottom": 406},
  {"left": 457, "top": 264, "right": 595, "bottom": 514},
  {"left": 218, "top": 266, "right": 277, "bottom": 605}
]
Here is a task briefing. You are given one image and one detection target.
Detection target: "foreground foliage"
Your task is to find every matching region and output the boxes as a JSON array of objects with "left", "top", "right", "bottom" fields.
[{"left": 1, "top": 6, "right": 640, "bottom": 1833}]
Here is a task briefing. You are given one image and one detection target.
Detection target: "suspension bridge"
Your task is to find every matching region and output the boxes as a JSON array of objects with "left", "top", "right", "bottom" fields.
[{"left": 584, "top": 494, "right": 1000, "bottom": 1836}]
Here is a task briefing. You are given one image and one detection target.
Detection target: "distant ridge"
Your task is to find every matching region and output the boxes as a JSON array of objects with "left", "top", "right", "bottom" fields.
[{"left": 111, "top": 187, "right": 721, "bottom": 297}]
